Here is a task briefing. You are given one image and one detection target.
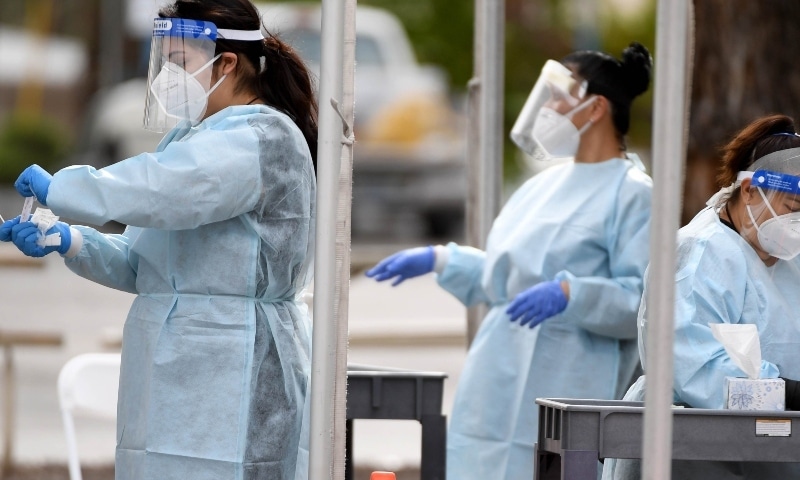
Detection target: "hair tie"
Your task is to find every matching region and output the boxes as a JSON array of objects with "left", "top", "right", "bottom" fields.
[{"left": 773, "top": 132, "right": 800, "bottom": 137}]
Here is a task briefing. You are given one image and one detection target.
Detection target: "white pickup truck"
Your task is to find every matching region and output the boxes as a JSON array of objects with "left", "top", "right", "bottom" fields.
[{"left": 77, "top": 3, "right": 466, "bottom": 241}]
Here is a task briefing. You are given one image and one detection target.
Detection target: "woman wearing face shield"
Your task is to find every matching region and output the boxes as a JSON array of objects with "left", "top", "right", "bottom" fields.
[
  {"left": 603, "top": 115, "right": 800, "bottom": 480},
  {"left": 366, "top": 43, "right": 653, "bottom": 480},
  {"left": 0, "top": 1, "right": 316, "bottom": 479}
]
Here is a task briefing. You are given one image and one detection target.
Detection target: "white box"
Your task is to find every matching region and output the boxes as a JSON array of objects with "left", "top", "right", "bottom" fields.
[{"left": 724, "top": 377, "right": 785, "bottom": 411}]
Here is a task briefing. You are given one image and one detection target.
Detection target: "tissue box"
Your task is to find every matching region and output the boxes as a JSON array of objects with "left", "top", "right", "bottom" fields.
[{"left": 724, "top": 377, "right": 785, "bottom": 411}]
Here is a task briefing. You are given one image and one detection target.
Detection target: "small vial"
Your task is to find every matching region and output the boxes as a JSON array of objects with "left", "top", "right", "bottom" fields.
[{"left": 20, "top": 197, "right": 33, "bottom": 223}]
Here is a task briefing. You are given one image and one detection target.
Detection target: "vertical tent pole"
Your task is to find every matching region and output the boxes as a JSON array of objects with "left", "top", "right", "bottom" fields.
[
  {"left": 465, "top": 0, "right": 504, "bottom": 345},
  {"left": 642, "top": 1, "right": 692, "bottom": 478},
  {"left": 309, "top": 0, "right": 347, "bottom": 476},
  {"left": 330, "top": 0, "right": 357, "bottom": 477}
]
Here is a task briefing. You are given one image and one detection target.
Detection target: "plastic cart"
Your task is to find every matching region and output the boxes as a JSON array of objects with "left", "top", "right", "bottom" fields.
[
  {"left": 346, "top": 364, "right": 448, "bottom": 480},
  {"left": 535, "top": 397, "right": 800, "bottom": 480}
]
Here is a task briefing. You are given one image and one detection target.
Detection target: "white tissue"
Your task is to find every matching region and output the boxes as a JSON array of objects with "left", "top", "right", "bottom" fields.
[
  {"left": 29, "top": 208, "right": 61, "bottom": 247},
  {"left": 710, "top": 323, "right": 761, "bottom": 379}
]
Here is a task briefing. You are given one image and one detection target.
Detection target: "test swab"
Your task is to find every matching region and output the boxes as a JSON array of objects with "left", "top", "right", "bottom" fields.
[
  {"left": 20, "top": 197, "right": 33, "bottom": 223},
  {"left": 0, "top": 214, "right": 4, "bottom": 223}
]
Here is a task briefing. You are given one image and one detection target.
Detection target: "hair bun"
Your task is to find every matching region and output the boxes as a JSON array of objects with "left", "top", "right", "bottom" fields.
[{"left": 620, "top": 42, "right": 653, "bottom": 98}]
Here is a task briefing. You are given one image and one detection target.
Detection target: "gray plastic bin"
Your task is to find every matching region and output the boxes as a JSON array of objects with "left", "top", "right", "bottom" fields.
[
  {"left": 535, "top": 397, "right": 800, "bottom": 480},
  {"left": 346, "top": 364, "right": 448, "bottom": 480}
]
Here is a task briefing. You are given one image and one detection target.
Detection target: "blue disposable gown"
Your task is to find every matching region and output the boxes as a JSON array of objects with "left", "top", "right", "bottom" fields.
[
  {"left": 439, "top": 158, "right": 652, "bottom": 480},
  {"left": 602, "top": 207, "right": 800, "bottom": 480},
  {"left": 46, "top": 106, "right": 315, "bottom": 480}
]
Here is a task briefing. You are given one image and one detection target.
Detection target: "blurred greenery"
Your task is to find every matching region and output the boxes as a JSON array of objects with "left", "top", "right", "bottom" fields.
[{"left": 0, "top": 114, "right": 70, "bottom": 183}]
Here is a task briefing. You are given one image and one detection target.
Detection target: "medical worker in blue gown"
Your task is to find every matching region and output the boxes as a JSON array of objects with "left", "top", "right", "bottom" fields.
[
  {"left": 0, "top": 1, "right": 317, "bottom": 479},
  {"left": 366, "top": 43, "right": 653, "bottom": 480},
  {"left": 603, "top": 116, "right": 800, "bottom": 480}
]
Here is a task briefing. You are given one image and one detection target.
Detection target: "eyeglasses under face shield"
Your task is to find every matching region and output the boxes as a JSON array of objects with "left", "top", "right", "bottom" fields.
[{"left": 510, "top": 60, "right": 588, "bottom": 156}]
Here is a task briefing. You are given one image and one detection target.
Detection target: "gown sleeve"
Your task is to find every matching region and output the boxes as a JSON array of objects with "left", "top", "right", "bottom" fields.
[
  {"left": 63, "top": 225, "right": 139, "bottom": 294},
  {"left": 45, "top": 119, "right": 276, "bottom": 229},
  {"left": 670, "top": 234, "right": 779, "bottom": 409},
  {"left": 436, "top": 242, "right": 491, "bottom": 307},
  {"left": 556, "top": 172, "right": 651, "bottom": 339}
]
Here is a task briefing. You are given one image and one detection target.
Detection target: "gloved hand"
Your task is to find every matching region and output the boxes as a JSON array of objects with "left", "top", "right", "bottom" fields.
[
  {"left": 10, "top": 220, "right": 72, "bottom": 257},
  {"left": 0, "top": 216, "right": 20, "bottom": 242},
  {"left": 15, "top": 164, "right": 53, "bottom": 206},
  {"left": 506, "top": 280, "right": 569, "bottom": 328},
  {"left": 365, "top": 246, "right": 435, "bottom": 286}
]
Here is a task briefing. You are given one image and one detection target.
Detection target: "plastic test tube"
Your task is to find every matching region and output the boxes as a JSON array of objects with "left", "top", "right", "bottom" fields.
[{"left": 20, "top": 197, "right": 33, "bottom": 223}]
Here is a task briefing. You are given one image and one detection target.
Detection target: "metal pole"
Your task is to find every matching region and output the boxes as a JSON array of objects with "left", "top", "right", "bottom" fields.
[
  {"left": 571, "top": 0, "right": 600, "bottom": 50},
  {"left": 465, "top": 0, "right": 504, "bottom": 346},
  {"left": 99, "top": 0, "right": 124, "bottom": 88},
  {"left": 309, "top": 0, "right": 346, "bottom": 477},
  {"left": 330, "top": 0, "right": 356, "bottom": 477},
  {"left": 642, "top": 1, "right": 691, "bottom": 478},
  {"left": 464, "top": 0, "right": 484, "bottom": 346}
]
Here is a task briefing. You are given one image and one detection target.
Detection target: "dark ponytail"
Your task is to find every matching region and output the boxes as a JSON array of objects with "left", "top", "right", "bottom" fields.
[
  {"left": 159, "top": 0, "right": 318, "bottom": 171},
  {"left": 562, "top": 42, "right": 653, "bottom": 142},
  {"left": 257, "top": 34, "right": 318, "bottom": 171}
]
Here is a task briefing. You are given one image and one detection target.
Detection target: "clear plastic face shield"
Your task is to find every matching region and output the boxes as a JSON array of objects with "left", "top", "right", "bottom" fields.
[
  {"left": 143, "top": 18, "right": 264, "bottom": 132},
  {"left": 510, "top": 60, "right": 591, "bottom": 159},
  {"left": 737, "top": 147, "right": 800, "bottom": 260}
]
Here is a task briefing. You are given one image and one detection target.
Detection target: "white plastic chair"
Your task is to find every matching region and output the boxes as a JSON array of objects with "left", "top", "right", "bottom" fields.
[{"left": 57, "top": 353, "right": 121, "bottom": 480}]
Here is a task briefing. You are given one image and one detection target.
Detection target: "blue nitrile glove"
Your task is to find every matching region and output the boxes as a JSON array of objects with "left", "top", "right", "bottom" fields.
[
  {"left": 365, "top": 246, "right": 435, "bottom": 286},
  {"left": 506, "top": 280, "right": 568, "bottom": 328},
  {"left": 15, "top": 164, "right": 53, "bottom": 206},
  {"left": 10, "top": 221, "right": 72, "bottom": 257},
  {"left": 0, "top": 216, "right": 20, "bottom": 242}
]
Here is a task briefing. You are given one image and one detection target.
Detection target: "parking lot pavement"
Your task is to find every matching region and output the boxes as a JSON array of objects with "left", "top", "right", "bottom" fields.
[{"left": 0, "top": 239, "right": 468, "bottom": 472}]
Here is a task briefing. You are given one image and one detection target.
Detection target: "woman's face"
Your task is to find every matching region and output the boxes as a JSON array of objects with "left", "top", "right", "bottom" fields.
[
  {"left": 746, "top": 188, "right": 800, "bottom": 222},
  {"left": 542, "top": 65, "right": 587, "bottom": 115},
  {"left": 163, "top": 41, "right": 216, "bottom": 86},
  {"left": 738, "top": 184, "right": 800, "bottom": 263}
]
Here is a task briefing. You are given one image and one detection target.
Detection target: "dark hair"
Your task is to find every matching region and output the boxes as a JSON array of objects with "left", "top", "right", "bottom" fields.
[
  {"left": 561, "top": 42, "right": 652, "bottom": 143},
  {"left": 159, "top": 0, "right": 319, "bottom": 170},
  {"left": 718, "top": 114, "right": 800, "bottom": 187}
]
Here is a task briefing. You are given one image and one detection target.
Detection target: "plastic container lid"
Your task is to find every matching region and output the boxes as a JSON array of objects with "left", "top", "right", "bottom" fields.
[{"left": 370, "top": 472, "right": 396, "bottom": 480}]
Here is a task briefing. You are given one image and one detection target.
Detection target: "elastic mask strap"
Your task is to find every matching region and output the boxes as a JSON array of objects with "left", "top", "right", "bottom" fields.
[
  {"left": 205, "top": 73, "right": 227, "bottom": 97},
  {"left": 565, "top": 95, "right": 597, "bottom": 120},
  {"left": 746, "top": 202, "right": 761, "bottom": 233},
  {"left": 577, "top": 118, "right": 593, "bottom": 135},
  {"left": 188, "top": 54, "right": 222, "bottom": 79},
  {"left": 756, "top": 187, "right": 781, "bottom": 219},
  {"left": 566, "top": 96, "right": 597, "bottom": 135}
]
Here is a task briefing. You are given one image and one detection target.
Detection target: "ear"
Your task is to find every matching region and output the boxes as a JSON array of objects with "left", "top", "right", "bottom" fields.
[
  {"left": 217, "top": 52, "right": 239, "bottom": 76},
  {"left": 590, "top": 95, "right": 610, "bottom": 123},
  {"left": 740, "top": 178, "right": 755, "bottom": 204}
]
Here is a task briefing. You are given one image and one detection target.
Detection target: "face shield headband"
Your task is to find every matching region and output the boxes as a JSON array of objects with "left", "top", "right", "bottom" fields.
[
  {"left": 143, "top": 18, "right": 265, "bottom": 132},
  {"left": 707, "top": 146, "right": 800, "bottom": 208}
]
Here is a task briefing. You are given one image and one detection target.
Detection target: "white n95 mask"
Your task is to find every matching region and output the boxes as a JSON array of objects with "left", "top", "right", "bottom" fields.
[
  {"left": 746, "top": 187, "right": 800, "bottom": 260},
  {"left": 532, "top": 96, "right": 596, "bottom": 159},
  {"left": 149, "top": 54, "right": 225, "bottom": 123}
]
